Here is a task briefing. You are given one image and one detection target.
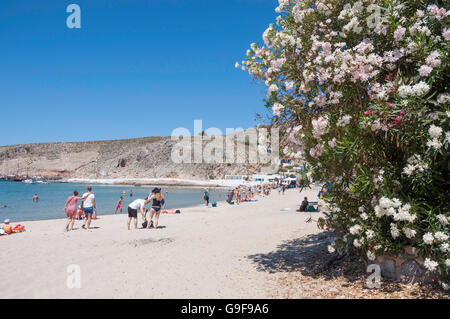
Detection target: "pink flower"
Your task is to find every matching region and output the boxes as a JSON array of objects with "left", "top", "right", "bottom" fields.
[
  {"left": 393, "top": 26, "right": 406, "bottom": 41},
  {"left": 272, "top": 103, "right": 284, "bottom": 116},
  {"left": 418, "top": 65, "right": 433, "bottom": 77},
  {"left": 364, "top": 109, "right": 373, "bottom": 115},
  {"left": 443, "top": 28, "right": 450, "bottom": 41},
  {"left": 425, "top": 51, "right": 441, "bottom": 68}
]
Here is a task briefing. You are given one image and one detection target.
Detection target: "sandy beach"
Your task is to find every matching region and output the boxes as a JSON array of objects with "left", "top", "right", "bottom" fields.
[{"left": 0, "top": 187, "right": 324, "bottom": 299}]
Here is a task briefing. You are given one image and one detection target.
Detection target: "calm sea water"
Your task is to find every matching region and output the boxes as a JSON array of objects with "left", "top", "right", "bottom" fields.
[{"left": 0, "top": 181, "right": 227, "bottom": 222}]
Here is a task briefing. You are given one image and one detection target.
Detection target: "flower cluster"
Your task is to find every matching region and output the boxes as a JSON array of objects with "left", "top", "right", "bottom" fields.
[{"left": 240, "top": 0, "right": 449, "bottom": 283}]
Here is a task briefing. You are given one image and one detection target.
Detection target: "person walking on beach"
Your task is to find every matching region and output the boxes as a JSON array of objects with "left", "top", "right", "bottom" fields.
[
  {"left": 81, "top": 187, "right": 96, "bottom": 230},
  {"left": 147, "top": 188, "right": 165, "bottom": 229},
  {"left": 114, "top": 196, "right": 124, "bottom": 214},
  {"left": 63, "top": 190, "right": 84, "bottom": 231},
  {"left": 127, "top": 197, "right": 150, "bottom": 230},
  {"left": 203, "top": 188, "right": 209, "bottom": 206},
  {"left": 282, "top": 184, "right": 286, "bottom": 195}
]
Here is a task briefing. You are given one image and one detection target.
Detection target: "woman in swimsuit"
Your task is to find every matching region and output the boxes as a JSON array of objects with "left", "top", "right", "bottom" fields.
[
  {"left": 63, "top": 190, "right": 84, "bottom": 231},
  {"left": 147, "top": 188, "right": 165, "bottom": 229},
  {"left": 114, "top": 196, "right": 124, "bottom": 214}
]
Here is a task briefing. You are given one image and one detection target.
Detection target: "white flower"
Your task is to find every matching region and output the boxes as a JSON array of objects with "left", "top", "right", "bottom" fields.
[
  {"left": 402, "top": 164, "right": 415, "bottom": 176},
  {"left": 365, "top": 229, "right": 375, "bottom": 239},
  {"left": 441, "top": 242, "right": 450, "bottom": 253},
  {"left": 235, "top": 62, "right": 240, "bottom": 68},
  {"left": 424, "top": 258, "right": 438, "bottom": 272},
  {"left": 267, "top": 84, "right": 278, "bottom": 97},
  {"left": 437, "top": 93, "right": 450, "bottom": 104},
  {"left": 390, "top": 223, "right": 400, "bottom": 239},
  {"left": 404, "top": 228, "right": 417, "bottom": 239},
  {"left": 349, "top": 224, "right": 362, "bottom": 235},
  {"left": 428, "top": 125, "right": 443, "bottom": 138},
  {"left": 360, "top": 212, "right": 368, "bottom": 220},
  {"left": 328, "top": 245, "right": 336, "bottom": 253},
  {"left": 366, "top": 250, "right": 376, "bottom": 261},
  {"left": 437, "top": 214, "right": 449, "bottom": 225},
  {"left": 426, "top": 138, "right": 442, "bottom": 150},
  {"left": 379, "top": 197, "right": 393, "bottom": 209},
  {"left": 422, "top": 232, "right": 435, "bottom": 245},
  {"left": 434, "top": 232, "right": 449, "bottom": 241},
  {"left": 445, "top": 259, "right": 450, "bottom": 267},
  {"left": 353, "top": 238, "right": 362, "bottom": 248},
  {"left": 412, "top": 81, "right": 430, "bottom": 96},
  {"left": 285, "top": 80, "right": 294, "bottom": 90},
  {"left": 336, "top": 115, "right": 352, "bottom": 127}
]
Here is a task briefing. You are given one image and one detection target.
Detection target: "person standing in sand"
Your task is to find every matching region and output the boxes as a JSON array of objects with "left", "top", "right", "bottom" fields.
[
  {"left": 203, "top": 188, "right": 209, "bottom": 206},
  {"left": 63, "top": 190, "right": 86, "bottom": 231},
  {"left": 81, "top": 187, "right": 96, "bottom": 230},
  {"left": 147, "top": 188, "right": 165, "bottom": 229},
  {"left": 127, "top": 197, "right": 150, "bottom": 230}
]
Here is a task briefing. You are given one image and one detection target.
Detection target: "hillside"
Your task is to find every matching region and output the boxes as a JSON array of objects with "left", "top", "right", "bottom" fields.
[{"left": 0, "top": 134, "right": 270, "bottom": 180}]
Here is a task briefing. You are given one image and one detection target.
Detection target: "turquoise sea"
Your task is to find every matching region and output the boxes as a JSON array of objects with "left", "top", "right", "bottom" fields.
[{"left": 0, "top": 181, "right": 227, "bottom": 222}]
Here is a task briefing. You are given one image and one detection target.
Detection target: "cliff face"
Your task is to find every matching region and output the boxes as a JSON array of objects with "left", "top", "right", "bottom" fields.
[{"left": 0, "top": 135, "right": 268, "bottom": 180}]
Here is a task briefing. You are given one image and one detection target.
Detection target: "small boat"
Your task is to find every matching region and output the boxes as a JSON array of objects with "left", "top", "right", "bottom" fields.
[{"left": 23, "top": 179, "right": 36, "bottom": 184}]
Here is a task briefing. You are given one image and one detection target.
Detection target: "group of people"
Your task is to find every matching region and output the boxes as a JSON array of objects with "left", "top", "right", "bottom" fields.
[
  {"left": 62, "top": 186, "right": 96, "bottom": 231},
  {"left": 63, "top": 186, "right": 180, "bottom": 231}
]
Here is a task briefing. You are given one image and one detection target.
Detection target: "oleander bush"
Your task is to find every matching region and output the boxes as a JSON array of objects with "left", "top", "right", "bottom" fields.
[{"left": 239, "top": 0, "right": 449, "bottom": 286}]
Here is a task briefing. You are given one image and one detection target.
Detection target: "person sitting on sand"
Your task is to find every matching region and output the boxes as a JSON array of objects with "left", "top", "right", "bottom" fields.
[
  {"left": 298, "top": 197, "right": 309, "bottom": 212},
  {"left": 127, "top": 197, "right": 150, "bottom": 230},
  {"left": 114, "top": 196, "right": 124, "bottom": 214},
  {"left": 63, "top": 190, "right": 86, "bottom": 231},
  {"left": 147, "top": 188, "right": 165, "bottom": 229},
  {"left": 2, "top": 219, "right": 12, "bottom": 234}
]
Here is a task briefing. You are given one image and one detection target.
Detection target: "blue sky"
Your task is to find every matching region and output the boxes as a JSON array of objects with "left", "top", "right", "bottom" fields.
[{"left": 0, "top": 0, "right": 276, "bottom": 146}]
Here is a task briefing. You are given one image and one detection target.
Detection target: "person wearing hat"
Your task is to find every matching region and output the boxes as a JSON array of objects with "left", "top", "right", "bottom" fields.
[
  {"left": 2, "top": 219, "right": 12, "bottom": 234},
  {"left": 147, "top": 187, "right": 165, "bottom": 229}
]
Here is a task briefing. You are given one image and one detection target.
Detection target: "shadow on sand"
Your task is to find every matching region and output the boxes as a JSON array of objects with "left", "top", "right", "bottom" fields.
[{"left": 247, "top": 232, "right": 366, "bottom": 282}]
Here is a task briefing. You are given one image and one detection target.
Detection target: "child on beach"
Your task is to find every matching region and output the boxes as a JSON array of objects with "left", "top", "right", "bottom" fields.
[
  {"left": 76, "top": 205, "right": 84, "bottom": 220},
  {"left": 115, "top": 196, "right": 124, "bottom": 214}
]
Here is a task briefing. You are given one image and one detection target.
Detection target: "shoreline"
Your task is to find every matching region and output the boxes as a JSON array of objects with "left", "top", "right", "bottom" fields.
[{"left": 66, "top": 177, "right": 249, "bottom": 188}]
